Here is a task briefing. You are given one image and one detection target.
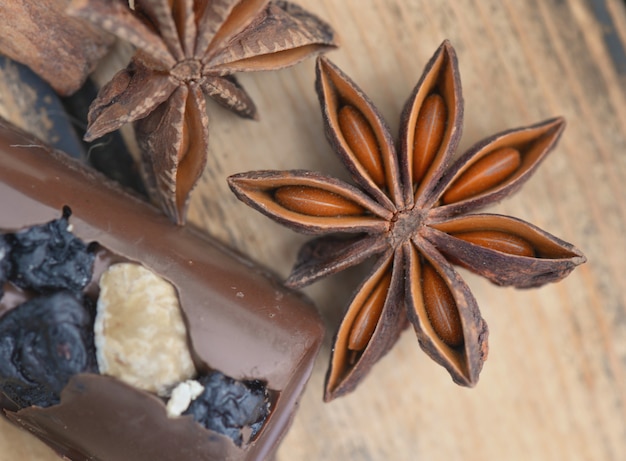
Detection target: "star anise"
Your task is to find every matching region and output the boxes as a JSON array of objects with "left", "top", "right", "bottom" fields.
[
  {"left": 68, "top": 0, "right": 337, "bottom": 224},
  {"left": 228, "top": 41, "right": 586, "bottom": 401}
]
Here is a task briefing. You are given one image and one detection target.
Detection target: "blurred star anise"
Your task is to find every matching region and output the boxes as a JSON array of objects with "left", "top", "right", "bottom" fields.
[
  {"left": 228, "top": 41, "right": 586, "bottom": 401},
  {"left": 68, "top": 0, "right": 337, "bottom": 224}
]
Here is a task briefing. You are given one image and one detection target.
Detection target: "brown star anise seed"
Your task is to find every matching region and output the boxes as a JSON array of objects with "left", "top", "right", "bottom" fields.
[
  {"left": 68, "top": 0, "right": 337, "bottom": 224},
  {"left": 228, "top": 41, "right": 586, "bottom": 402}
]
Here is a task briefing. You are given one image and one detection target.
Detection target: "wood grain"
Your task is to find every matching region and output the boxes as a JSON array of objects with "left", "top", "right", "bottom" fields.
[{"left": 1, "top": 0, "right": 625, "bottom": 460}]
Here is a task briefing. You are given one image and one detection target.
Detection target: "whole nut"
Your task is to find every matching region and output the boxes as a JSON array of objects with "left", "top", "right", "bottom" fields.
[{"left": 95, "top": 263, "right": 196, "bottom": 396}]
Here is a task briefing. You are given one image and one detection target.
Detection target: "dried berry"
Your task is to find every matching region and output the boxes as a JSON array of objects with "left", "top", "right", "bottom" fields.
[
  {"left": 0, "top": 291, "right": 97, "bottom": 408},
  {"left": 8, "top": 207, "right": 95, "bottom": 293},
  {"left": 183, "top": 371, "right": 270, "bottom": 447}
]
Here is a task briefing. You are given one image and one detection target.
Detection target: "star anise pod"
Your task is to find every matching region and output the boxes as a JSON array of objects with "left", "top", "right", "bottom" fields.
[
  {"left": 68, "top": 0, "right": 337, "bottom": 224},
  {"left": 228, "top": 41, "right": 586, "bottom": 401}
]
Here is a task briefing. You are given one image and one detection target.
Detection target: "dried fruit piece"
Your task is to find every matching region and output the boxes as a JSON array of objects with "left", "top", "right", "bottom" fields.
[
  {"left": 8, "top": 206, "right": 95, "bottom": 293},
  {"left": 0, "top": 291, "right": 97, "bottom": 408},
  {"left": 183, "top": 371, "right": 271, "bottom": 447},
  {"left": 95, "top": 262, "right": 196, "bottom": 396}
]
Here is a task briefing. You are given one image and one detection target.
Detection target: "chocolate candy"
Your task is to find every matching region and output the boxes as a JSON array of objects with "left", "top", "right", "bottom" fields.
[{"left": 0, "top": 118, "right": 324, "bottom": 461}]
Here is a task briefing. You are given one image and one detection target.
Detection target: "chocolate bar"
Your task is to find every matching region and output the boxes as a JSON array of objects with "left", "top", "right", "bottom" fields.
[{"left": 0, "top": 117, "right": 324, "bottom": 461}]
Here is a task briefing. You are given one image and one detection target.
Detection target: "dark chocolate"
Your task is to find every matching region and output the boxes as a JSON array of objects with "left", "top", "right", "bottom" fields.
[{"left": 0, "top": 118, "right": 324, "bottom": 461}]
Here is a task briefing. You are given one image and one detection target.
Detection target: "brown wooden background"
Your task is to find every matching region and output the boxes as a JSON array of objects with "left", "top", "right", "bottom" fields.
[{"left": 1, "top": 0, "right": 626, "bottom": 460}]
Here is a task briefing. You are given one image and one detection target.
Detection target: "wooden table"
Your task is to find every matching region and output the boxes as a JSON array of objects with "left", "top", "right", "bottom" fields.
[{"left": 1, "top": 0, "right": 625, "bottom": 459}]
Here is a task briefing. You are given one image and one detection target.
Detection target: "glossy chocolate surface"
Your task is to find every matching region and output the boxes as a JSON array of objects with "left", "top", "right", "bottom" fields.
[{"left": 0, "top": 118, "right": 324, "bottom": 461}]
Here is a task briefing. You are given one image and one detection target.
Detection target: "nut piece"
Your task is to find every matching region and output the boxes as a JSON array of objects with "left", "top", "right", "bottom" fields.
[
  {"left": 95, "top": 263, "right": 196, "bottom": 396},
  {"left": 166, "top": 380, "right": 205, "bottom": 418}
]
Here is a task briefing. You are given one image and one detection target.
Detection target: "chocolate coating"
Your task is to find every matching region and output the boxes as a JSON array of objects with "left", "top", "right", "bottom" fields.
[{"left": 0, "top": 118, "right": 324, "bottom": 461}]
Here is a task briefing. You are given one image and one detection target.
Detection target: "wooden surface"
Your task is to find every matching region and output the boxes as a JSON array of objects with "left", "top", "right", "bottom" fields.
[{"left": 1, "top": 0, "right": 626, "bottom": 460}]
